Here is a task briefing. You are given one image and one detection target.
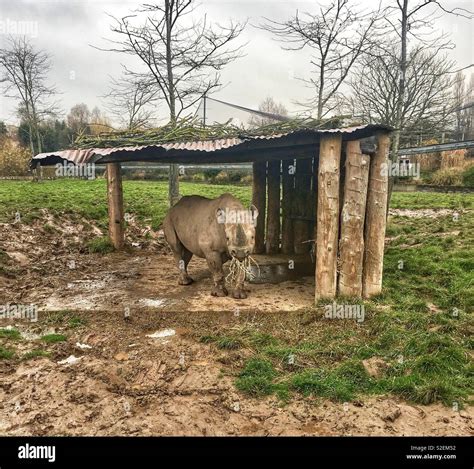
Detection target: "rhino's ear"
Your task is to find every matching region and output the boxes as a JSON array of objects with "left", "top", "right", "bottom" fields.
[
  {"left": 249, "top": 204, "right": 259, "bottom": 220},
  {"left": 215, "top": 208, "right": 225, "bottom": 224}
]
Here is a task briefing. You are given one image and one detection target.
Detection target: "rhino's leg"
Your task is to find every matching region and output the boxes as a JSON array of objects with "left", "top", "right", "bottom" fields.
[
  {"left": 164, "top": 221, "right": 194, "bottom": 285},
  {"left": 205, "top": 251, "right": 228, "bottom": 297},
  {"left": 176, "top": 248, "right": 194, "bottom": 285},
  {"left": 232, "top": 268, "right": 247, "bottom": 299}
]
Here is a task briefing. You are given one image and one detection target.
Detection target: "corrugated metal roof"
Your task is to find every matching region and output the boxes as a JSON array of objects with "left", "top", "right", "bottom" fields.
[{"left": 31, "top": 124, "right": 391, "bottom": 167}]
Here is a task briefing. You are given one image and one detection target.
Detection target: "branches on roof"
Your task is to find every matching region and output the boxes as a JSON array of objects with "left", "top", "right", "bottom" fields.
[{"left": 73, "top": 115, "right": 349, "bottom": 149}]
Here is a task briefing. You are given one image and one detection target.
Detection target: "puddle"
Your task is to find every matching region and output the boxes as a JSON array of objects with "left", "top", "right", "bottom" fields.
[
  {"left": 44, "top": 296, "right": 99, "bottom": 311},
  {"left": 248, "top": 261, "right": 314, "bottom": 284},
  {"left": 138, "top": 298, "right": 167, "bottom": 308},
  {"left": 388, "top": 208, "right": 461, "bottom": 218},
  {"left": 146, "top": 329, "right": 176, "bottom": 339},
  {"left": 58, "top": 355, "right": 82, "bottom": 365}
]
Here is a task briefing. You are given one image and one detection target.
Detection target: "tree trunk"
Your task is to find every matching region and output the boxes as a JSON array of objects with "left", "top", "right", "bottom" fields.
[
  {"left": 266, "top": 160, "right": 280, "bottom": 254},
  {"left": 252, "top": 161, "right": 267, "bottom": 254},
  {"left": 30, "top": 102, "right": 42, "bottom": 154},
  {"left": 338, "top": 141, "right": 370, "bottom": 297},
  {"left": 27, "top": 122, "right": 35, "bottom": 156},
  {"left": 388, "top": 0, "right": 408, "bottom": 214},
  {"left": 363, "top": 132, "right": 390, "bottom": 298},
  {"left": 315, "top": 135, "right": 342, "bottom": 300},
  {"left": 165, "top": 0, "right": 179, "bottom": 207}
]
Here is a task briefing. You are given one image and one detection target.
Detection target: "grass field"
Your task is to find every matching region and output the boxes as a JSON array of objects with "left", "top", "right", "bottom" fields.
[
  {"left": 0, "top": 179, "right": 473, "bottom": 407},
  {"left": 0, "top": 179, "right": 252, "bottom": 229},
  {"left": 1, "top": 179, "right": 471, "bottom": 227}
]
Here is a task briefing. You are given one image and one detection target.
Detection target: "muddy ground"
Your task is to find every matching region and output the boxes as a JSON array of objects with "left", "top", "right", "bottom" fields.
[{"left": 0, "top": 212, "right": 472, "bottom": 436}]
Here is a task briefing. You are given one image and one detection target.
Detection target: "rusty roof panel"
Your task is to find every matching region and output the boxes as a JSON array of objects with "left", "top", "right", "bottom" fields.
[{"left": 31, "top": 124, "right": 391, "bottom": 167}]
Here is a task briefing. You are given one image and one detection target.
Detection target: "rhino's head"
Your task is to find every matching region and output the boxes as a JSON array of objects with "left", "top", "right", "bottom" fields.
[{"left": 216, "top": 205, "right": 258, "bottom": 261}]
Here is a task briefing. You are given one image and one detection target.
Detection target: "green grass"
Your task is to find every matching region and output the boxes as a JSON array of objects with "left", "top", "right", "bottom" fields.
[
  {"left": 0, "top": 179, "right": 468, "bottom": 228},
  {"left": 216, "top": 336, "right": 242, "bottom": 350},
  {"left": 0, "top": 346, "right": 14, "bottom": 359},
  {"left": 43, "top": 310, "right": 86, "bottom": 329},
  {"left": 86, "top": 236, "right": 114, "bottom": 254},
  {"left": 0, "top": 179, "right": 252, "bottom": 230},
  {"left": 40, "top": 333, "right": 67, "bottom": 343},
  {"left": 236, "top": 358, "right": 278, "bottom": 397},
  {"left": 390, "top": 192, "right": 473, "bottom": 209},
  {"left": 219, "top": 318, "right": 472, "bottom": 405},
  {"left": 199, "top": 334, "right": 243, "bottom": 350},
  {"left": 0, "top": 328, "right": 22, "bottom": 340},
  {"left": 68, "top": 316, "right": 87, "bottom": 328},
  {"left": 23, "top": 349, "right": 50, "bottom": 360}
]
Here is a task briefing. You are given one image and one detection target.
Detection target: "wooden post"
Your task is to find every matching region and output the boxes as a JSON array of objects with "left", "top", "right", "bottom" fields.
[
  {"left": 266, "top": 160, "right": 281, "bottom": 254},
  {"left": 315, "top": 135, "right": 342, "bottom": 301},
  {"left": 281, "top": 159, "right": 294, "bottom": 254},
  {"left": 363, "top": 132, "right": 390, "bottom": 298},
  {"left": 107, "top": 162, "right": 124, "bottom": 250},
  {"left": 252, "top": 161, "right": 266, "bottom": 254},
  {"left": 338, "top": 141, "right": 370, "bottom": 297},
  {"left": 293, "top": 158, "right": 313, "bottom": 254}
]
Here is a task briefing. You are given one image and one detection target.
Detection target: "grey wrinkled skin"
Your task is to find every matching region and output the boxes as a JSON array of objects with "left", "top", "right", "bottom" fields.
[{"left": 163, "top": 193, "right": 257, "bottom": 299}]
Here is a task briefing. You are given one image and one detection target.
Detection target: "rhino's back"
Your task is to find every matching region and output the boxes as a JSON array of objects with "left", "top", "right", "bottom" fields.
[
  {"left": 168, "top": 195, "right": 216, "bottom": 227},
  {"left": 164, "top": 193, "right": 243, "bottom": 255},
  {"left": 169, "top": 193, "right": 243, "bottom": 224}
]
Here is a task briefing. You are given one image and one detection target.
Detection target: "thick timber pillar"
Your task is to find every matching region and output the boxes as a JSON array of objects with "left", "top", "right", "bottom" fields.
[
  {"left": 363, "top": 132, "right": 390, "bottom": 298},
  {"left": 338, "top": 140, "right": 370, "bottom": 297},
  {"left": 106, "top": 162, "right": 125, "bottom": 250},
  {"left": 315, "top": 135, "right": 342, "bottom": 300}
]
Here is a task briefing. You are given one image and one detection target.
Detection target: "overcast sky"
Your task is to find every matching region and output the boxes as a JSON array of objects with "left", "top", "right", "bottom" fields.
[{"left": 0, "top": 0, "right": 473, "bottom": 126}]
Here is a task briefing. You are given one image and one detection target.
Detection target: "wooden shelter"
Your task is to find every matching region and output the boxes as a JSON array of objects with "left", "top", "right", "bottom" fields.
[{"left": 31, "top": 124, "right": 391, "bottom": 300}]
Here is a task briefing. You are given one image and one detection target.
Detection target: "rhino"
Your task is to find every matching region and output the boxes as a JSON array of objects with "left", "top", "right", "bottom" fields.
[{"left": 162, "top": 193, "right": 258, "bottom": 299}]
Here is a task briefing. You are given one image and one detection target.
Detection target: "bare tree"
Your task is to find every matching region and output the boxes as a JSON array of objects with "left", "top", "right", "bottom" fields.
[
  {"left": 383, "top": 0, "right": 472, "bottom": 161},
  {"left": 99, "top": 0, "right": 246, "bottom": 205},
  {"left": 0, "top": 36, "right": 58, "bottom": 155},
  {"left": 105, "top": 75, "right": 159, "bottom": 130},
  {"left": 451, "top": 71, "right": 473, "bottom": 141},
  {"left": 348, "top": 44, "right": 454, "bottom": 146},
  {"left": 67, "top": 103, "right": 113, "bottom": 138},
  {"left": 89, "top": 106, "right": 113, "bottom": 135},
  {"left": 67, "top": 103, "right": 91, "bottom": 136},
  {"left": 465, "top": 74, "right": 474, "bottom": 140},
  {"left": 261, "top": 0, "right": 381, "bottom": 120},
  {"left": 248, "top": 97, "right": 288, "bottom": 128}
]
